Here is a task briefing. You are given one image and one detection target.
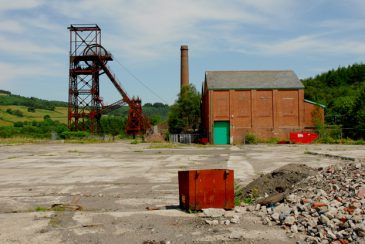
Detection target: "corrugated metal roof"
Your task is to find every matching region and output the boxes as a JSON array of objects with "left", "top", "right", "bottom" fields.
[
  {"left": 205, "top": 70, "right": 304, "bottom": 90},
  {"left": 304, "top": 99, "right": 326, "bottom": 108}
]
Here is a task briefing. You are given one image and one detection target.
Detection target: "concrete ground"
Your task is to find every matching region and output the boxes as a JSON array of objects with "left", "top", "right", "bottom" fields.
[{"left": 0, "top": 142, "right": 364, "bottom": 244}]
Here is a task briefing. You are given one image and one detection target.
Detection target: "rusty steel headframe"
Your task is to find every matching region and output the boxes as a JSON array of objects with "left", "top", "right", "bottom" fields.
[{"left": 68, "top": 24, "right": 149, "bottom": 135}]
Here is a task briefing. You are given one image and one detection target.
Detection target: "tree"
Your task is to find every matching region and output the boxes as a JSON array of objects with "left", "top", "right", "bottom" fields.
[
  {"left": 152, "top": 102, "right": 168, "bottom": 108},
  {"left": 302, "top": 63, "right": 365, "bottom": 139},
  {"left": 349, "top": 85, "right": 365, "bottom": 139},
  {"left": 101, "top": 116, "right": 127, "bottom": 140},
  {"left": 143, "top": 103, "right": 153, "bottom": 107},
  {"left": 168, "top": 84, "right": 201, "bottom": 133},
  {"left": 149, "top": 115, "right": 161, "bottom": 126}
]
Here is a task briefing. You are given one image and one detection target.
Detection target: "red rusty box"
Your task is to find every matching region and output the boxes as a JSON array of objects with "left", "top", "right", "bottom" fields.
[{"left": 178, "top": 169, "right": 234, "bottom": 210}]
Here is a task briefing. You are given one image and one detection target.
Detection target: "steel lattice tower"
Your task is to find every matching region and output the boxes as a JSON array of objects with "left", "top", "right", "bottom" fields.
[{"left": 68, "top": 24, "right": 148, "bottom": 135}]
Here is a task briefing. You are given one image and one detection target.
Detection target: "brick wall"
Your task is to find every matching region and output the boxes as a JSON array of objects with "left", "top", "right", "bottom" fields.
[{"left": 202, "top": 88, "right": 324, "bottom": 144}]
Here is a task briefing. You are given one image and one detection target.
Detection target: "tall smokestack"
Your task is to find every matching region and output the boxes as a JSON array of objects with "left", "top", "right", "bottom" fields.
[{"left": 180, "top": 45, "right": 189, "bottom": 89}]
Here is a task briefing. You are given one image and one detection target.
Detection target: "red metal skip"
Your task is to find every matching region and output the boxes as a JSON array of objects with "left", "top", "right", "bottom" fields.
[
  {"left": 290, "top": 132, "right": 318, "bottom": 144},
  {"left": 178, "top": 169, "right": 234, "bottom": 210}
]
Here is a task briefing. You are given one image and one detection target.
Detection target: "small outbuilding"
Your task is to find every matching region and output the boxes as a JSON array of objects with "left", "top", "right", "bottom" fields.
[{"left": 201, "top": 70, "right": 324, "bottom": 144}]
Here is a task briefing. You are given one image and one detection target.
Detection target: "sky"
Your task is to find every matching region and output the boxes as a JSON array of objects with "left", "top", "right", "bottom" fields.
[{"left": 1, "top": 0, "right": 365, "bottom": 105}]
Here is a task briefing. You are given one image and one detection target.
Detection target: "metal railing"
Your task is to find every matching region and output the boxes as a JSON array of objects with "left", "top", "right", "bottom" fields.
[{"left": 169, "top": 134, "right": 200, "bottom": 144}]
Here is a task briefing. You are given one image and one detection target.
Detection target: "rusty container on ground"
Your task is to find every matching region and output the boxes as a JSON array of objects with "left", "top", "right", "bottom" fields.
[
  {"left": 290, "top": 132, "right": 319, "bottom": 144},
  {"left": 178, "top": 169, "right": 234, "bottom": 210}
]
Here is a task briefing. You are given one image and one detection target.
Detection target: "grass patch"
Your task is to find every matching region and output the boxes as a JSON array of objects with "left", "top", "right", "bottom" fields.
[
  {"left": 234, "top": 182, "right": 259, "bottom": 205},
  {"left": 0, "top": 105, "right": 67, "bottom": 126},
  {"left": 63, "top": 138, "right": 108, "bottom": 144},
  {"left": 234, "top": 197, "right": 241, "bottom": 206},
  {"left": 244, "top": 133, "right": 258, "bottom": 144},
  {"left": 50, "top": 205, "right": 65, "bottom": 212},
  {"left": 258, "top": 137, "right": 280, "bottom": 144},
  {"left": 188, "top": 209, "right": 201, "bottom": 214},
  {"left": 243, "top": 188, "right": 259, "bottom": 205},
  {"left": 314, "top": 137, "right": 365, "bottom": 145},
  {"left": 148, "top": 143, "right": 178, "bottom": 149},
  {"left": 0, "top": 137, "right": 116, "bottom": 145},
  {"left": 0, "top": 137, "right": 49, "bottom": 144},
  {"left": 35, "top": 206, "right": 48, "bottom": 212}
]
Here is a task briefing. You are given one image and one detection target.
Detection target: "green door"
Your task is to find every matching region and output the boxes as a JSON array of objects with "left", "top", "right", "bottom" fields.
[{"left": 213, "top": 121, "right": 230, "bottom": 144}]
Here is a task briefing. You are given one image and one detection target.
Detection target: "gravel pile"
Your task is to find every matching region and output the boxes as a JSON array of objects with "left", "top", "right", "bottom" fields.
[
  {"left": 202, "top": 208, "right": 242, "bottom": 226},
  {"left": 248, "top": 162, "right": 365, "bottom": 243}
]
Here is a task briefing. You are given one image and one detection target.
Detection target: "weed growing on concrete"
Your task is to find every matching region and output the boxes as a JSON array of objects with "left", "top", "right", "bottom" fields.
[
  {"left": 244, "top": 134, "right": 258, "bottom": 144},
  {"left": 148, "top": 143, "right": 177, "bottom": 149},
  {"left": 35, "top": 206, "right": 48, "bottom": 212},
  {"left": 234, "top": 197, "right": 241, "bottom": 206},
  {"left": 260, "top": 137, "right": 280, "bottom": 144},
  {"left": 50, "top": 205, "right": 65, "bottom": 212},
  {"left": 235, "top": 182, "right": 259, "bottom": 205},
  {"left": 188, "top": 209, "right": 201, "bottom": 214},
  {"left": 0, "top": 138, "right": 46, "bottom": 144}
]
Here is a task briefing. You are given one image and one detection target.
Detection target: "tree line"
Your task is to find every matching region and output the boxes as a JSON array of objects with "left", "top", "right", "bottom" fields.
[
  {"left": 302, "top": 63, "right": 365, "bottom": 139},
  {"left": 109, "top": 102, "right": 170, "bottom": 125},
  {"left": 0, "top": 90, "right": 67, "bottom": 111}
]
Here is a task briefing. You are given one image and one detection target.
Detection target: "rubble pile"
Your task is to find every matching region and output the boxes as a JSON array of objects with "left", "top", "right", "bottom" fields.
[
  {"left": 202, "top": 208, "right": 242, "bottom": 226},
  {"left": 249, "top": 162, "right": 365, "bottom": 243}
]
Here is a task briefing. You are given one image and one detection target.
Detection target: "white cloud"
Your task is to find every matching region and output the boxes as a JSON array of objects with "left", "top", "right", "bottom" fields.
[
  {"left": 21, "top": 15, "right": 64, "bottom": 31},
  {"left": 0, "top": 36, "right": 64, "bottom": 56},
  {"left": 254, "top": 35, "right": 365, "bottom": 55},
  {"left": 348, "top": 0, "right": 365, "bottom": 11},
  {"left": 0, "top": 0, "right": 44, "bottom": 12},
  {"left": 0, "top": 14, "right": 63, "bottom": 35},
  {"left": 0, "top": 62, "right": 61, "bottom": 86},
  {"left": 320, "top": 19, "right": 365, "bottom": 32},
  {"left": 0, "top": 20, "right": 24, "bottom": 33},
  {"left": 50, "top": 0, "right": 285, "bottom": 61}
]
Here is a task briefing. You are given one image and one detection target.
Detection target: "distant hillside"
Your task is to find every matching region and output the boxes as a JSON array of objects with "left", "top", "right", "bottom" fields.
[
  {"left": 109, "top": 102, "right": 170, "bottom": 122},
  {"left": 0, "top": 90, "right": 169, "bottom": 127},
  {"left": 0, "top": 105, "right": 68, "bottom": 126},
  {"left": 302, "top": 63, "right": 365, "bottom": 139},
  {"left": 0, "top": 90, "right": 67, "bottom": 111}
]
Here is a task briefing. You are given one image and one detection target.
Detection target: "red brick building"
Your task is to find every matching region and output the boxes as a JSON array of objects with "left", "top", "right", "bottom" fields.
[{"left": 201, "top": 70, "right": 324, "bottom": 144}]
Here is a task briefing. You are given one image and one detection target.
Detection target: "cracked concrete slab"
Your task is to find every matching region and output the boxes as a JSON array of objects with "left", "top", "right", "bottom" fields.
[{"left": 0, "top": 141, "right": 363, "bottom": 243}]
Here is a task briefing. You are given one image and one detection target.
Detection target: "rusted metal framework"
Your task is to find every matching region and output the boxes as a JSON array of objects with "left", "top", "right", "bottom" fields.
[{"left": 68, "top": 24, "right": 148, "bottom": 135}]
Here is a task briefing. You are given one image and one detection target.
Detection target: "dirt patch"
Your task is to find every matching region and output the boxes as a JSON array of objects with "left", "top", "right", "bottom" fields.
[
  {"left": 144, "top": 134, "right": 165, "bottom": 143},
  {"left": 237, "top": 163, "right": 318, "bottom": 201}
]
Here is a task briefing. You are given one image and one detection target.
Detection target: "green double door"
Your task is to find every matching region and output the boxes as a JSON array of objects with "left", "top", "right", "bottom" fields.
[{"left": 213, "top": 121, "right": 230, "bottom": 144}]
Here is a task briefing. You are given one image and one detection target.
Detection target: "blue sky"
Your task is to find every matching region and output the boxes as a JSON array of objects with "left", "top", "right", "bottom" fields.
[{"left": 1, "top": 0, "right": 365, "bottom": 105}]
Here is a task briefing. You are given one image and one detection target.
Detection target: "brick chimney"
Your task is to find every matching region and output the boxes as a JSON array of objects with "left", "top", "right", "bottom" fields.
[{"left": 180, "top": 45, "right": 189, "bottom": 89}]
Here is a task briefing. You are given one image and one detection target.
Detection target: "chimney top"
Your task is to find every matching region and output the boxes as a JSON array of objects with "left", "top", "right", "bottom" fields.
[{"left": 181, "top": 45, "right": 188, "bottom": 50}]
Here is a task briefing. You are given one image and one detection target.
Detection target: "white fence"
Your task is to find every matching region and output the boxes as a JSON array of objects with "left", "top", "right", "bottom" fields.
[{"left": 169, "top": 134, "right": 200, "bottom": 144}]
